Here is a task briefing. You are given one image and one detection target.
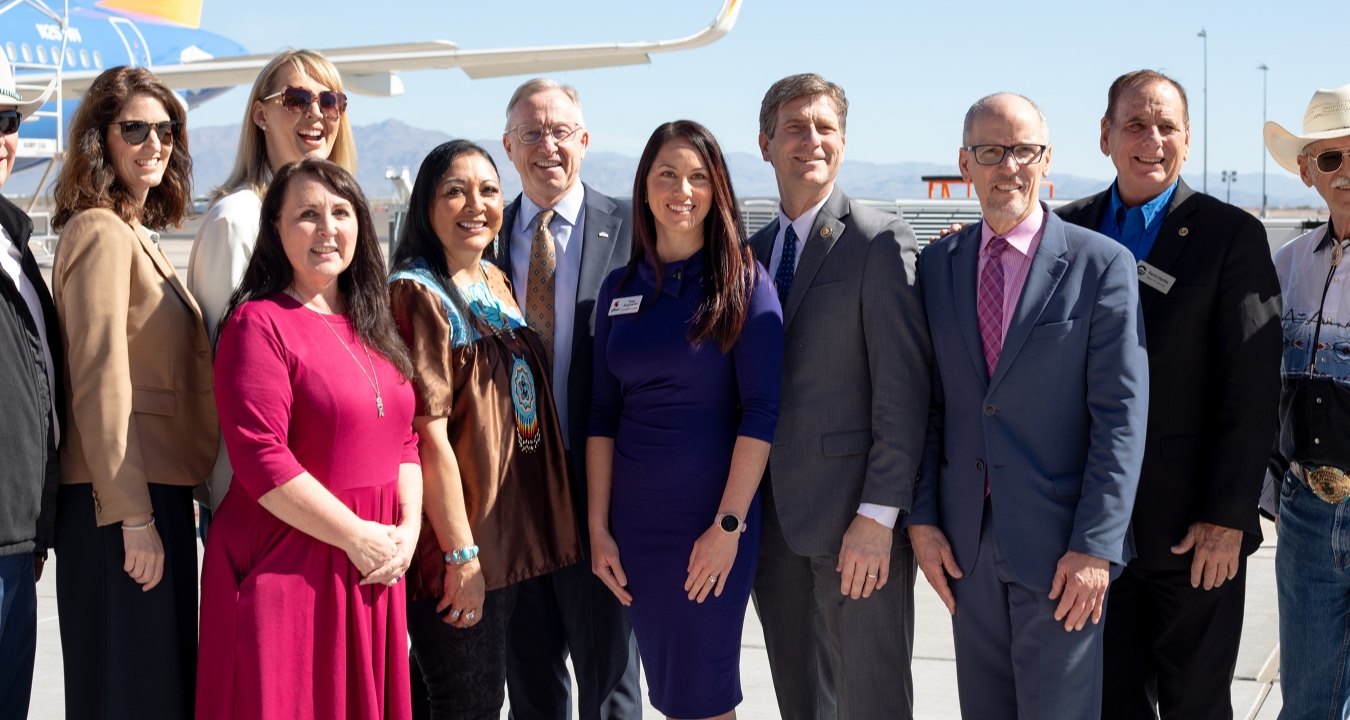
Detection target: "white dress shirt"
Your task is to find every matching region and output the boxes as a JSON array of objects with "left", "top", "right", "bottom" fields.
[
  {"left": 767, "top": 188, "right": 899, "bottom": 529},
  {"left": 509, "top": 183, "right": 586, "bottom": 449}
]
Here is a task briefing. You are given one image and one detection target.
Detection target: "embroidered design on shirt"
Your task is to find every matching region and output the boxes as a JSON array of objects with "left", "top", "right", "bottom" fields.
[{"left": 511, "top": 355, "right": 540, "bottom": 452}]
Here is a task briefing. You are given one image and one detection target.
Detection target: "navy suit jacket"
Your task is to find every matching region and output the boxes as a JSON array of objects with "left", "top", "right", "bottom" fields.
[{"left": 907, "top": 208, "right": 1149, "bottom": 591}]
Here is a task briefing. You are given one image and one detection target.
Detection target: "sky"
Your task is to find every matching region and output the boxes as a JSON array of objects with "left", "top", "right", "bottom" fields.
[{"left": 61, "top": 1, "right": 1350, "bottom": 190}]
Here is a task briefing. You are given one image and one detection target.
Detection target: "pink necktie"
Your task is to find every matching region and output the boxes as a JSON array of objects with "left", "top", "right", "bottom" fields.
[{"left": 977, "top": 236, "right": 1009, "bottom": 379}]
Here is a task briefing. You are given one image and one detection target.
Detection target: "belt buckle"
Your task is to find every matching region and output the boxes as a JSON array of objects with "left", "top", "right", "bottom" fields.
[{"left": 1307, "top": 465, "right": 1350, "bottom": 504}]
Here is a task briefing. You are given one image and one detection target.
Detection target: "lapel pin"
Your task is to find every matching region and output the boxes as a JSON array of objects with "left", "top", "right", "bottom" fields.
[
  {"left": 1178, "top": 227, "right": 1189, "bottom": 237},
  {"left": 598, "top": 231, "right": 610, "bottom": 238},
  {"left": 820, "top": 227, "right": 832, "bottom": 238}
]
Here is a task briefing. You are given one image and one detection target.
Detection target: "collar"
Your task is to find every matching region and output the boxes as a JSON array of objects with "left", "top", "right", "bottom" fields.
[
  {"left": 636, "top": 248, "right": 704, "bottom": 298},
  {"left": 517, "top": 183, "right": 585, "bottom": 235},
  {"left": 1106, "top": 179, "right": 1177, "bottom": 226},
  {"left": 777, "top": 188, "right": 834, "bottom": 241},
  {"left": 980, "top": 200, "right": 1044, "bottom": 257},
  {"left": 1316, "top": 218, "right": 1344, "bottom": 252}
]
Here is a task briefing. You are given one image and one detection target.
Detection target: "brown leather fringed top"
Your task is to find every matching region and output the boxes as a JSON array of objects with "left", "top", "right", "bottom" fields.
[{"left": 390, "top": 259, "right": 581, "bottom": 596}]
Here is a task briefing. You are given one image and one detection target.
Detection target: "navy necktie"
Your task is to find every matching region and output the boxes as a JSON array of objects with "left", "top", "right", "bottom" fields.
[{"left": 775, "top": 224, "right": 798, "bottom": 305}]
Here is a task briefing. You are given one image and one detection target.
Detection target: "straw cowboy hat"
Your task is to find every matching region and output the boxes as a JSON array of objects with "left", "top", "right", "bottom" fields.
[
  {"left": 1265, "top": 84, "right": 1350, "bottom": 175},
  {"left": 0, "top": 52, "right": 55, "bottom": 119}
]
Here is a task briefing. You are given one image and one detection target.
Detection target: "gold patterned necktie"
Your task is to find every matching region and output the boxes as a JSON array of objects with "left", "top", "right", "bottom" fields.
[{"left": 525, "top": 209, "right": 557, "bottom": 364}]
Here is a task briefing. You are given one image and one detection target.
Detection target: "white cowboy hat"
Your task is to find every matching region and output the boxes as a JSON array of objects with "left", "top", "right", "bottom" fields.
[
  {"left": 0, "top": 52, "right": 55, "bottom": 119},
  {"left": 1265, "top": 83, "right": 1350, "bottom": 175}
]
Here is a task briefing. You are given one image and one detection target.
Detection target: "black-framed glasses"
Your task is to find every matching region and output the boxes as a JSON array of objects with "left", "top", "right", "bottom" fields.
[
  {"left": 1311, "top": 148, "right": 1350, "bottom": 174},
  {"left": 0, "top": 110, "right": 19, "bottom": 136},
  {"left": 964, "top": 143, "right": 1047, "bottom": 166},
  {"left": 112, "top": 120, "right": 179, "bottom": 145},
  {"left": 263, "top": 86, "right": 347, "bottom": 120},
  {"left": 509, "top": 123, "right": 583, "bottom": 146}
]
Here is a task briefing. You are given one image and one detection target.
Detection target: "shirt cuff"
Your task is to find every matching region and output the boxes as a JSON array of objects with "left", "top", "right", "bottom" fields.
[{"left": 857, "top": 503, "right": 899, "bottom": 529}]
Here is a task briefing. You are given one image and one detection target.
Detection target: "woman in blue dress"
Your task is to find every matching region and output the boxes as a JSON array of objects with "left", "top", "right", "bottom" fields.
[{"left": 588, "top": 120, "right": 784, "bottom": 719}]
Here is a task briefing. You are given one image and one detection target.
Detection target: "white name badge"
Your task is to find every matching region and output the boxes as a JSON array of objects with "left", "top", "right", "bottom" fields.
[
  {"left": 1136, "top": 261, "right": 1176, "bottom": 294},
  {"left": 608, "top": 295, "right": 643, "bottom": 316}
]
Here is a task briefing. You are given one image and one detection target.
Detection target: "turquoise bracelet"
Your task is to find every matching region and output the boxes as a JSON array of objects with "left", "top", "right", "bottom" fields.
[{"left": 443, "top": 544, "right": 480, "bottom": 565}]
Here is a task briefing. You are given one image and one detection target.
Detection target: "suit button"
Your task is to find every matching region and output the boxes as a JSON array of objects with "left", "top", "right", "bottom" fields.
[
  {"left": 984, "top": 405, "right": 996, "bottom": 416},
  {"left": 975, "top": 460, "right": 985, "bottom": 472}
]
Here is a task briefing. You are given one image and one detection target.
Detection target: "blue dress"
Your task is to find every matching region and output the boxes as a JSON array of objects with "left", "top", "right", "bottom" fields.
[{"left": 590, "top": 251, "right": 783, "bottom": 717}]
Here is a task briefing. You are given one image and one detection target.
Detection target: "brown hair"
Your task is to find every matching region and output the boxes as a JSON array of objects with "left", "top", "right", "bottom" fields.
[
  {"left": 758, "top": 73, "right": 848, "bottom": 138},
  {"left": 627, "top": 120, "right": 755, "bottom": 353},
  {"left": 52, "top": 66, "right": 191, "bottom": 229},
  {"left": 220, "top": 158, "right": 412, "bottom": 378},
  {"left": 213, "top": 49, "right": 357, "bottom": 202},
  {"left": 1105, "top": 70, "right": 1190, "bottom": 127}
]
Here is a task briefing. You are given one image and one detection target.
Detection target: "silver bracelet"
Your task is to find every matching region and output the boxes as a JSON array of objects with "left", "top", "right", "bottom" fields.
[{"left": 121, "top": 517, "right": 156, "bottom": 531}]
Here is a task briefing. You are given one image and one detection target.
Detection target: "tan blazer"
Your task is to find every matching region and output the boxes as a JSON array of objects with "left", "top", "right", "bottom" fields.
[{"left": 53, "top": 208, "right": 218, "bottom": 526}]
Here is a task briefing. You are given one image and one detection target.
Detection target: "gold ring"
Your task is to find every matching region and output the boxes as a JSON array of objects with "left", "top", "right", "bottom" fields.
[{"left": 866, "top": 573, "right": 878, "bottom": 579}]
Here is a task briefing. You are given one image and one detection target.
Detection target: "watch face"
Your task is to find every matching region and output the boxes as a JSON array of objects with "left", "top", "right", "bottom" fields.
[{"left": 720, "top": 514, "right": 739, "bottom": 533}]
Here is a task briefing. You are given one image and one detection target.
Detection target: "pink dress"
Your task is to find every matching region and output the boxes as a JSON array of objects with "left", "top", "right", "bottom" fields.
[{"left": 197, "top": 294, "right": 418, "bottom": 720}]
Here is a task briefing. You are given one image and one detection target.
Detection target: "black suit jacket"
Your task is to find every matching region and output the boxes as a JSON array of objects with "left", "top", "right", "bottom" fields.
[
  {"left": 0, "top": 194, "right": 65, "bottom": 555},
  {"left": 489, "top": 184, "right": 632, "bottom": 535},
  {"left": 1057, "top": 180, "right": 1282, "bottom": 567}
]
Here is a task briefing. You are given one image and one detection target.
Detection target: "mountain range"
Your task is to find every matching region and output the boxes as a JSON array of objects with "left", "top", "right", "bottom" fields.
[{"left": 5, "top": 119, "right": 1326, "bottom": 210}]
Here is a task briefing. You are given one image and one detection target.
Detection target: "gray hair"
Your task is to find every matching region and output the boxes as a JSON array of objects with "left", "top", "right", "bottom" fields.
[
  {"left": 758, "top": 73, "right": 848, "bottom": 138},
  {"left": 504, "top": 78, "right": 584, "bottom": 129},
  {"left": 962, "top": 92, "right": 1049, "bottom": 145}
]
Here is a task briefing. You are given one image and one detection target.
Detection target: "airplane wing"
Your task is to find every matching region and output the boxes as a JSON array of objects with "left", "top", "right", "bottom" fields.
[{"left": 26, "top": 0, "right": 740, "bottom": 98}]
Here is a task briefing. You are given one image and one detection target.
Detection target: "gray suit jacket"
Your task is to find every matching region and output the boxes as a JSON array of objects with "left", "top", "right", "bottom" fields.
[
  {"left": 749, "top": 187, "right": 931, "bottom": 557},
  {"left": 490, "top": 183, "right": 632, "bottom": 533}
]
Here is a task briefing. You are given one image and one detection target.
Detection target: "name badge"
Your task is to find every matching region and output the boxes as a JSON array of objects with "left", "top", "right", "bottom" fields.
[
  {"left": 608, "top": 295, "right": 642, "bottom": 316},
  {"left": 1136, "top": 261, "right": 1176, "bottom": 294}
]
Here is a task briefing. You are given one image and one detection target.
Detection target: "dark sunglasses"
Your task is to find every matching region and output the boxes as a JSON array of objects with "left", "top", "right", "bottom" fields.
[
  {"left": 262, "top": 86, "right": 347, "bottom": 120},
  {"left": 0, "top": 110, "right": 20, "bottom": 136},
  {"left": 112, "top": 120, "right": 179, "bottom": 145},
  {"left": 1312, "top": 149, "right": 1350, "bottom": 174}
]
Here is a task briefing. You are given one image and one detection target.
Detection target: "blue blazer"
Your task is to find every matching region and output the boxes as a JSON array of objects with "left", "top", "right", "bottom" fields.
[{"left": 907, "top": 209, "right": 1148, "bottom": 591}]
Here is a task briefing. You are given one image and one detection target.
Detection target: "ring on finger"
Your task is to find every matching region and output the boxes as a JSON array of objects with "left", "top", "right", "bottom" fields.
[
  {"left": 465, "top": 609, "right": 476, "bottom": 621},
  {"left": 449, "top": 609, "right": 462, "bottom": 621},
  {"left": 866, "top": 573, "right": 879, "bottom": 579},
  {"left": 707, "top": 574, "right": 718, "bottom": 583}
]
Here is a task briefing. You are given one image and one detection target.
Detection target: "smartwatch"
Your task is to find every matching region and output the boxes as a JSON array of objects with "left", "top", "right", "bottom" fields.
[{"left": 716, "top": 513, "right": 747, "bottom": 534}]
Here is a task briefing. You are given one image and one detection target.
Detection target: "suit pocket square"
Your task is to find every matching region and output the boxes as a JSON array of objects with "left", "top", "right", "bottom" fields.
[{"left": 821, "top": 429, "right": 871, "bottom": 457}]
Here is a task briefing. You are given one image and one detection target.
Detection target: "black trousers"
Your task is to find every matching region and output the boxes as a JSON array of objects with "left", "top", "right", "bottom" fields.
[
  {"left": 503, "top": 562, "right": 642, "bottom": 720},
  {"left": 54, "top": 483, "right": 198, "bottom": 720},
  {"left": 408, "top": 585, "right": 519, "bottom": 720},
  {"left": 1102, "top": 558, "right": 1249, "bottom": 720}
]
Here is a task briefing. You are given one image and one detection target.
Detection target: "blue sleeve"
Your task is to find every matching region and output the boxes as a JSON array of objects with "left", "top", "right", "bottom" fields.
[
  {"left": 588, "top": 272, "right": 623, "bottom": 439},
  {"left": 732, "top": 264, "right": 784, "bottom": 443}
]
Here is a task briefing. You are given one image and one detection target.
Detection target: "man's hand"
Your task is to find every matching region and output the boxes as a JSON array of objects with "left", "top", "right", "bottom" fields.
[
  {"left": 908, "top": 524, "right": 962, "bottom": 615},
  {"left": 837, "top": 515, "right": 892, "bottom": 599},
  {"left": 1048, "top": 551, "right": 1110, "bottom": 631},
  {"left": 1171, "top": 521, "right": 1242, "bottom": 590}
]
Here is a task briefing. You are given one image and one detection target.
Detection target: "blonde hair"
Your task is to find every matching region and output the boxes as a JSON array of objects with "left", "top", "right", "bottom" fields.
[{"left": 212, "top": 49, "right": 357, "bottom": 202}]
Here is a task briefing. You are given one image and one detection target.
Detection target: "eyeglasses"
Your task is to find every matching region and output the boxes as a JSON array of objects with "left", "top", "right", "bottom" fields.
[
  {"left": 0, "top": 110, "right": 19, "bottom": 136},
  {"left": 112, "top": 120, "right": 179, "bottom": 145},
  {"left": 1310, "top": 148, "right": 1350, "bottom": 174},
  {"left": 964, "top": 144, "right": 1048, "bottom": 166},
  {"left": 509, "top": 124, "right": 583, "bottom": 146},
  {"left": 262, "top": 86, "right": 348, "bottom": 120}
]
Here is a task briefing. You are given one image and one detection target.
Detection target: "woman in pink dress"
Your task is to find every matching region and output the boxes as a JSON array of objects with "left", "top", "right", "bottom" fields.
[{"left": 197, "top": 157, "right": 422, "bottom": 719}]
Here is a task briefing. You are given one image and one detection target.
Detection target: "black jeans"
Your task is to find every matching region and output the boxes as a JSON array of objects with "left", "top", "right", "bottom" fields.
[{"left": 408, "top": 584, "right": 519, "bottom": 720}]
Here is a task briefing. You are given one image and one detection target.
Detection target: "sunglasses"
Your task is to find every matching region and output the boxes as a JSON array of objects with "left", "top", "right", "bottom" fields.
[
  {"left": 112, "top": 120, "right": 179, "bottom": 145},
  {"left": 263, "top": 86, "right": 347, "bottom": 120},
  {"left": 0, "top": 110, "right": 20, "bottom": 136},
  {"left": 1312, "top": 149, "right": 1350, "bottom": 174}
]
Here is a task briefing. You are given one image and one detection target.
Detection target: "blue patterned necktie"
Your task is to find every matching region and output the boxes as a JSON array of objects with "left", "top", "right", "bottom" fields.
[{"left": 775, "top": 224, "right": 799, "bottom": 305}]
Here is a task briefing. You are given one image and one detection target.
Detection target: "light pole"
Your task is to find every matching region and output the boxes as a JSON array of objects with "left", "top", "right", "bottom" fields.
[
  {"left": 1198, "top": 28, "right": 1208, "bottom": 194},
  {"left": 1222, "top": 170, "right": 1237, "bottom": 204},
  {"left": 1259, "top": 63, "right": 1269, "bottom": 217}
]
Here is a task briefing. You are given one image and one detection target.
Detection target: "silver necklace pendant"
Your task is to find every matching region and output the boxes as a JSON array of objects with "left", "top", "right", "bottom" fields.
[{"left": 376, "top": 395, "right": 385, "bottom": 418}]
